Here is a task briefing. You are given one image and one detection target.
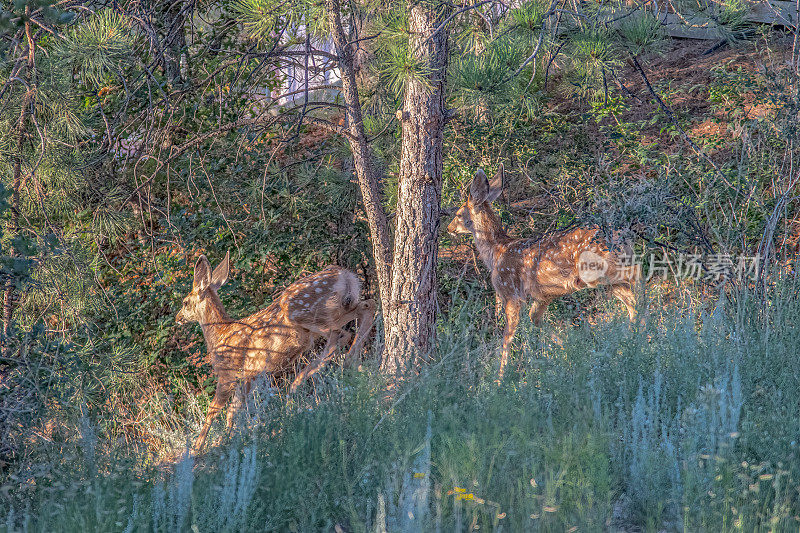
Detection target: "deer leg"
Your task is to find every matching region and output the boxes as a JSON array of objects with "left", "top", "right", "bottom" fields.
[
  {"left": 528, "top": 298, "right": 551, "bottom": 325},
  {"left": 289, "top": 299, "right": 376, "bottom": 384},
  {"left": 611, "top": 284, "right": 637, "bottom": 321},
  {"left": 225, "top": 388, "right": 242, "bottom": 430},
  {"left": 290, "top": 331, "right": 339, "bottom": 393},
  {"left": 495, "top": 294, "right": 504, "bottom": 321},
  {"left": 343, "top": 299, "right": 376, "bottom": 368},
  {"left": 337, "top": 330, "right": 353, "bottom": 349},
  {"left": 193, "top": 382, "right": 234, "bottom": 453},
  {"left": 225, "top": 381, "right": 252, "bottom": 430},
  {"left": 633, "top": 271, "right": 648, "bottom": 325},
  {"left": 499, "top": 300, "right": 521, "bottom": 380}
]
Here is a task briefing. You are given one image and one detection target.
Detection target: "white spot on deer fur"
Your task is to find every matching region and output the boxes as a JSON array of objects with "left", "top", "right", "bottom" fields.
[{"left": 315, "top": 287, "right": 322, "bottom": 293}]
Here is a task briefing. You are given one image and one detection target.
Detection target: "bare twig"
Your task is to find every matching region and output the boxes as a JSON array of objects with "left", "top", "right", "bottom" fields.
[{"left": 630, "top": 54, "right": 731, "bottom": 190}]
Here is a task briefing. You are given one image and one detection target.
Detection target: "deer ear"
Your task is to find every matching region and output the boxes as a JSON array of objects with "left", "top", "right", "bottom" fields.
[
  {"left": 193, "top": 255, "right": 212, "bottom": 291},
  {"left": 211, "top": 251, "right": 230, "bottom": 290},
  {"left": 470, "top": 168, "right": 489, "bottom": 204},
  {"left": 486, "top": 164, "right": 504, "bottom": 202}
]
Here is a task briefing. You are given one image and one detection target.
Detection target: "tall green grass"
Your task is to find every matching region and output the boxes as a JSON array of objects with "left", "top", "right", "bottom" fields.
[{"left": 3, "top": 278, "right": 800, "bottom": 532}]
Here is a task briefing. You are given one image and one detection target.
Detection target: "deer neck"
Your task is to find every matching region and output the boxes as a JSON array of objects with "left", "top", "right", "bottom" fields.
[
  {"left": 198, "top": 292, "right": 232, "bottom": 348},
  {"left": 471, "top": 205, "right": 511, "bottom": 270}
]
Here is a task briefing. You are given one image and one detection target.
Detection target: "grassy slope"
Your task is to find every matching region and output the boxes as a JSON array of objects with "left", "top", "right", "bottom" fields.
[{"left": 10, "top": 284, "right": 800, "bottom": 531}]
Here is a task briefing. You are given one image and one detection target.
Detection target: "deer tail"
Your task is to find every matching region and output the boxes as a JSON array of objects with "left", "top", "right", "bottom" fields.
[{"left": 338, "top": 269, "right": 361, "bottom": 311}]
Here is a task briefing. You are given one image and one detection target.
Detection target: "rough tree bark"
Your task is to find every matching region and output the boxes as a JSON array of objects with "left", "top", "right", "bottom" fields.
[
  {"left": 326, "top": 0, "right": 393, "bottom": 317},
  {"left": 160, "top": 0, "right": 188, "bottom": 87},
  {"left": 2, "top": 11, "right": 34, "bottom": 357},
  {"left": 473, "top": 11, "right": 490, "bottom": 123},
  {"left": 381, "top": 1, "right": 451, "bottom": 375}
]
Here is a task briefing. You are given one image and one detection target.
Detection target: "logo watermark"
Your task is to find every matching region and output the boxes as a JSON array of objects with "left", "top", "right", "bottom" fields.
[
  {"left": 641, "top": 252, "right": 760, "bottom": 282},
  {"left": 578, "top": 250, "right": 608, "bottom": 283},
  {"left": 578, "top": 251, "right": 761, "bottom": 283}
]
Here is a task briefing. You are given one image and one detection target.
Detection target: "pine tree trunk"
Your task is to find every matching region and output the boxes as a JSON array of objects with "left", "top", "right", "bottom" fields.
[
  {"left": 1, "top": 116, "right": 23, "bottom": 352},
  {"left": 2, "top": 12, "right": 34, "bottom": 357},
  {"left": 161, "top": 0, "right": 187, "bottom": 87},
  {"left": 381, "top": 1, "right": 451, "bottom": 375},
  {"left": 326, "top": 0, "right": 393, "bottom": 316},
  {"left": 473, "top": 12, "right": 490, "bottom": 124}
]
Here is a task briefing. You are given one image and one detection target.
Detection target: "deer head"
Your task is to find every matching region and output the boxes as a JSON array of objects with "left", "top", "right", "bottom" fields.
[
  {"left": 446, "top": 165, "right": 504, "bottom": 235},
  {"left": 176, "top": 251, "right": 230, "bottom": 325}
]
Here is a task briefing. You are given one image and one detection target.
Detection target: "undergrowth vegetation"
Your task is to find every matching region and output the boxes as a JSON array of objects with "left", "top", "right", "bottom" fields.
[{"left": 3, "top": 277, "right": 800, "bottom": 531}]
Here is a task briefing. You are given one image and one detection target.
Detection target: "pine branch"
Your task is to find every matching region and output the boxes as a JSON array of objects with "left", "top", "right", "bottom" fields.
[
  {"left": 418, "top": 0, "right": 497, "bottom": 51},
  {"left": 124, "top": 106, "right": 355, "bottom": 203}
]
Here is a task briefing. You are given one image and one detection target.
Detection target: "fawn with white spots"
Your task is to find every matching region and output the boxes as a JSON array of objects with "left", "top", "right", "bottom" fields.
[
  {"left": 176, "top": 252, "right": 375, "bottom": 452},
  {"left": 446, "top": 165, "right": 642, "bottom": 378}
]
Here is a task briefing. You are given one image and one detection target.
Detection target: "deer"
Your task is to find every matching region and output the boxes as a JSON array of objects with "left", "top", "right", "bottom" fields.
[
  {"left": 446, "top": 165, "right": 642, "bottom": 379},
  {"left": 175, "top": 251, "right": 375, "bottom": 452}
]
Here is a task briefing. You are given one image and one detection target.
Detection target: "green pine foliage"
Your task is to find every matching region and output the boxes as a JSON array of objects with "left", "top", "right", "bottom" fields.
[
  {"left": 617, "top": 11, "right": 665, "bottom": 55},
  {"left": 233, "top": 0, "right": 328, "bottom": 42},
  {"left": 60, "top": 10, "right": 139, "bottom": 86}
]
